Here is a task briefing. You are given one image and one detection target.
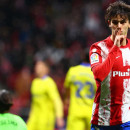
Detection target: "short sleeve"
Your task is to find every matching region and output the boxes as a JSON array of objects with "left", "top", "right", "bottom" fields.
[{"left": 64, "top": 68, "right": 73, "bottom": 88}]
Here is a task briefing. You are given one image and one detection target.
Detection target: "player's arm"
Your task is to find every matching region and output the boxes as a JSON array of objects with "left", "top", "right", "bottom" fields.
[
  {"left": 48, "top": 79, "right": 64, "bottom": 128},
  {"left": 63, "top": 68, "right": 72, "bottom": 108},
  {"left": 90, "top": 44, "right": 120, "bottom": 82},
  {"left": 26, "top": 80, "right": 35, "bottom": 129},
  {"left": 62, "top": 85, "right": 70, "bottom": 118}
]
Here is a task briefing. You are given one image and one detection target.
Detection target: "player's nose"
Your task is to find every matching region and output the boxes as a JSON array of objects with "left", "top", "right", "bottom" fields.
[{"left": 117, "top": 22, "right": 122, "bottom": 28}]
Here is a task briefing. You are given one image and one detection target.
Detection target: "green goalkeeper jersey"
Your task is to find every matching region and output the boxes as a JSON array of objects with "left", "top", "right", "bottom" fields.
[{"left": 0, "top": 113, "right": 27, "bottom": 130}]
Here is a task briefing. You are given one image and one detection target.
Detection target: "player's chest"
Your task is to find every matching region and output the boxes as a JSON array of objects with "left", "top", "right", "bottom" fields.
[{"left": 112, "top": 48, "right": 130, "bottom": 69}]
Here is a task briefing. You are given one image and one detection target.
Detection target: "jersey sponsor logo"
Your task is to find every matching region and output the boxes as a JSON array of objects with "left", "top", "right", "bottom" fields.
[
  {"left": 0, "top": 120, "right": 17, "bottom": 126},
  {"left": 116, "top": 56, "right": 120, "bottom": 59},
  {"left": 113, "top": 68, "right": 130, "bottom": 77},
  {"left": 90, "top": 53, "right": 99, "bottom": 64}
]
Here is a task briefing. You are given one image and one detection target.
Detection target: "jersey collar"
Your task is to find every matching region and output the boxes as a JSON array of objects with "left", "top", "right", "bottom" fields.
[
  {"left": 42, "top": 75, "right": 48, "bottom": 79},
  {"left": 80, "top": 62, "right": 90, "bottom": 66}
]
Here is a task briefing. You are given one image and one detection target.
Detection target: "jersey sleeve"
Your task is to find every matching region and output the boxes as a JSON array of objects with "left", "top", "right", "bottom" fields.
[
  {"left": 64, "top": 68, "right": 73, "bottom": 88},
  {"left": 48, "top": 78, "right": 64, "bottom": 118},
  {"left": 89, "top": 44, "right": 120, "bottom": 82},
  {"left": 89, "top": 44, "right": 102, "bottom": 68}
]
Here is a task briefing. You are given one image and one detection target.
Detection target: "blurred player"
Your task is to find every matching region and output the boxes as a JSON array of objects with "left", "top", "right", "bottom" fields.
[
  {"left": 89, "top": 1, "right": 130, "bottom": 130},
  {"left": 27, "top": 60, "right": 64, "bottom": 130},
  {"left": 0, "top": 89, "right": 27, "bottom": 130},
  {"left": 63, "top": 49, "right": 97, "bottom": 130}
]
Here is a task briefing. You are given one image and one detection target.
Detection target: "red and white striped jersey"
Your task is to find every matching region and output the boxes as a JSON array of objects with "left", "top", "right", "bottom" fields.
[{"left": 89, "top": 36, "right": 130, "bottom": 126}]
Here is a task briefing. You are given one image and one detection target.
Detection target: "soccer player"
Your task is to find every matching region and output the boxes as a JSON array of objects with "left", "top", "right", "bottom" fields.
[
  {"left": 89, "top": 1, "right": 130, "bottom": 130},
  {"left": 27, "top": 60, "right": 64, "bottom": 130},
  {"left": 64, "top": 49, "right": 97, "bottom": 130},
  {"left": 0, "top": 89, "right": 27, "bottom": 130}
]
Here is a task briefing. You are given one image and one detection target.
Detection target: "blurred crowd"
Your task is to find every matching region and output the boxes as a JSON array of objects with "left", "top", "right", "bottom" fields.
[{"left": 0, "top": 0, "right": 130, "bottom": 121}]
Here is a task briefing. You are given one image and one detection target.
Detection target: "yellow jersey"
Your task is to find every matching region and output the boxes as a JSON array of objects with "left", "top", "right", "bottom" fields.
[
  {"left": 64, "top": 63, "right": 97, "bottom": 117},
  {"left": 27, "top": 76, "right": 63, "bottom": 130}
]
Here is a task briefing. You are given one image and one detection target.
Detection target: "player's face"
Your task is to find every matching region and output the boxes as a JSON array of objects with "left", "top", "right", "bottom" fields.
[
  {"left": 35, "top": 61, "right": 49, "bottom": 77},
  {"left": 109, "top": 15, "right": 130, "bottom": 36}
]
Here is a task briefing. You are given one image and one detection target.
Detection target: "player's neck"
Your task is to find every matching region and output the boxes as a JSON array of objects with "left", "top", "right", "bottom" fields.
[{"left": 37, "top": 73, "right": 46, "bottom": 78}]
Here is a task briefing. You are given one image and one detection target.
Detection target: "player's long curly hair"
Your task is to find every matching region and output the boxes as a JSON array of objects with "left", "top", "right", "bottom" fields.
[
  {"left": 105, "top": 1, "right": 130, "bottom": 25},
  {"left": 0, "top": 89, "right": 13, "bottom": 113}
]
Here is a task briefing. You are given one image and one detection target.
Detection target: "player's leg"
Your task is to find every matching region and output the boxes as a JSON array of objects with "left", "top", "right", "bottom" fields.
[{"left": 66, "top": 115, "right": 85, "bottom": 130}]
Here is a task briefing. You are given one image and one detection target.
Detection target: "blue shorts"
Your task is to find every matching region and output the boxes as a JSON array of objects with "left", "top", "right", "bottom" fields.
[{"left": 91, "top": 121, "right": 130, "bottom": 130}]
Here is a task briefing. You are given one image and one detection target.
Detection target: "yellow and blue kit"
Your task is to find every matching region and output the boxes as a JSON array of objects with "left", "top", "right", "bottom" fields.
[
  {"left": 64, "top": 63, "right": 97, "bottom": 130},
  {"left": 27, "top": 76, "right": 63, "bottom": 130}
]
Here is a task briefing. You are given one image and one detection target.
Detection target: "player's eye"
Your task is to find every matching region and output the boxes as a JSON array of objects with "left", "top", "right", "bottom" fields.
[
  {"left": 112, "top": 20, "right": 126, "bottom": 25},
  {"left": 120, "top": 20, "right": 126, "bottom": 24},
  {"left": 112, "top": 20, "right": 118, "bottom": 25}
]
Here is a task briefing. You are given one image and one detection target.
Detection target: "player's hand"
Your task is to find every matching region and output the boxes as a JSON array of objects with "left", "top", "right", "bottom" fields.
[
  {"left": 56, "top": 117, "right": 65, "bottom": 128},
  {"left": 114, "top": 29, "right": 126, "bottom": 47}
]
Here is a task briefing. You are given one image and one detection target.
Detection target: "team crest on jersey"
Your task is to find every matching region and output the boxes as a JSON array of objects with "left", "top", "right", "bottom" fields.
[{"left": 90, "top": 53, "right": 99, "bottom": 64}]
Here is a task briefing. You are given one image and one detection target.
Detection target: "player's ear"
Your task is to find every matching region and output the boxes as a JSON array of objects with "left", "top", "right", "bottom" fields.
[
  {"left": 129, "top": 22, "right": 130, "bottom": 28},
  {"left": 108, "top": 20, "right": 112, "bottom": 28}
]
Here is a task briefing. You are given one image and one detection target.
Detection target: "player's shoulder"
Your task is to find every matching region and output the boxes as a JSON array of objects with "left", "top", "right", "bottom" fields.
[
  {"left": 45, "top": 76, "right": 53, "bottom": 81},
  {"left": 75, "top": 64, "right": 91, "bottom": 71},
  {"left": 90, "top": 37, "right": 109, "bottom": 50},
  {"left": 69, "top": 65, "right": 79, "bottom": 69},
  {"left": 32, "top": 76, "right": 49, "bottom": 82},
  {"left": 68, "top": 65, "right": 81, "bottom": 72},
  {"left": 0, "top": 113, "right": 27, "bottom": 129},
  {"left": 33, "top": 76, "right": 55, "bottom": 84},
  {"left": 6, "top": 113, "right": 25, "bottom": 123},
  {"left": 68, "top": 65, "right": 90, "bottom": 76},
  {"left": 90, "top": 37, "right": 111, "bottom": 56},
  {"left": 31, "top": 78, "right": 41, "bottom": 87},
  {"left": 45, "top": 76, "right": 56, "bottom": 85},
  {"left": 32, "top": 78, "right": 40, "bottom": 82},
  {"left": 10, "top": 113, "right": 27, "bottom": 129}
]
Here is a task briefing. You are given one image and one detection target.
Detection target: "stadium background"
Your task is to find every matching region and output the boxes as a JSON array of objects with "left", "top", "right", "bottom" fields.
[{"left": 0, "top": 0, "right": 129, "bottom": 129}]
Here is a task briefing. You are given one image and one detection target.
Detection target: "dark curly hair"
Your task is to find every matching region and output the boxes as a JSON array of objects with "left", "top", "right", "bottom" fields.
[
  {"left": 105, "top": 1, "right": 130, "bottom": 25},
  {"left": 0, "top": 89, "right": 13, "bottom": 113}
]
